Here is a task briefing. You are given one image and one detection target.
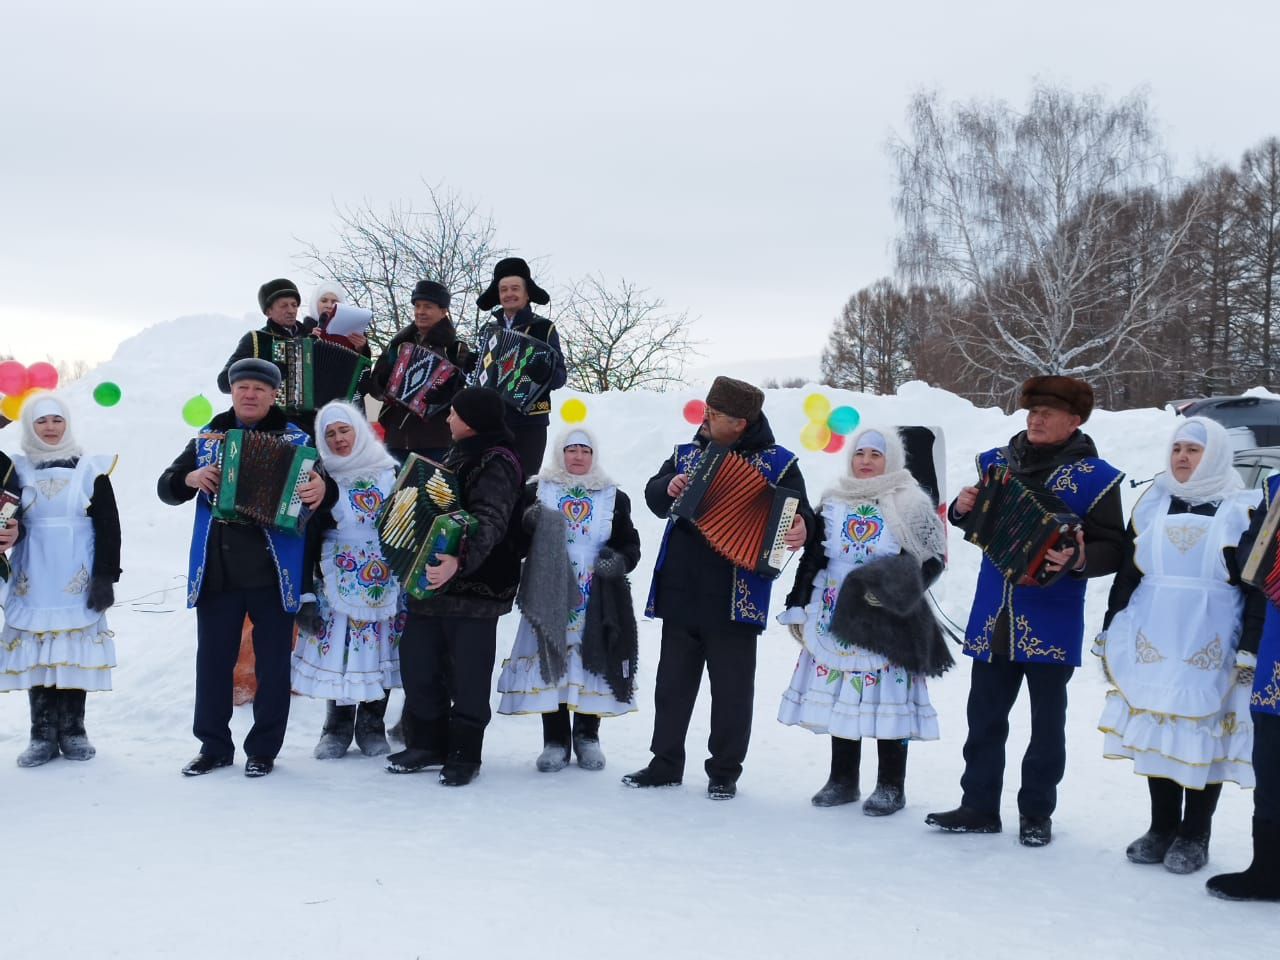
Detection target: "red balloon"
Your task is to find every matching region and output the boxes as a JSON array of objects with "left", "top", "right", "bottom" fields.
[
  {"left": 682, "top": 399, "right": 707, "bottom": 425},
  {"left": 823, "top": 433, "right": 846, "bottom": 454},
  {"left": 0, "top": 360, "right": 28, "bottom": 396},
  {"left": 26, "top": 362, "right": 59, "bottom": 390}
]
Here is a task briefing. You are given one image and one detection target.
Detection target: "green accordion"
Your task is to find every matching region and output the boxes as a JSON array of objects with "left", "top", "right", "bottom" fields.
[
  {"left": 377, "top": 454, "right": 477, "bottom": 599},
  {"left": 211, "top": 429, "right": 319, "bottom": 534}
]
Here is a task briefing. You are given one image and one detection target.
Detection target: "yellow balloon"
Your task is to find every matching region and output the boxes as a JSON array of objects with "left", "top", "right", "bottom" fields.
[
  {"left": 560, "top": 398, "right": 588, "bottom": 423},
  {"left": 803, "top": 393, "right": 831, "bottom": 423},
  {"left": 0, "top": 387, "right": 39, "bottom": 421},
  {"left": 800, "top": 421, "right": 832, "bottom": 452}
]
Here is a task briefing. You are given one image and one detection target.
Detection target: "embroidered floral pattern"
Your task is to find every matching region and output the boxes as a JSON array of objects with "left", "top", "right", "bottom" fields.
[
  {"left": 13, "top": 571, "right": 30, "bottom": 598},
  {"left": 64, "top": 565, "right": 89, "bottom": 595},
  {"left": 1184, "top": 635, "right": 1226, "bottom": 671},
  {"left": 1048, "top": 461, "right": 1095, "bottom": 496},
  {"left": 35, "top": 478, "right": 69, "bottom": 499},
  {"left": 964, "top": 613, "right": 997, "bottom": 657},
  {"left": 348, "top": 481, "right": 384, "bottom": 518},
  {"left": 1252, "top": 661, "right": 1280, "bottom": 711},
  {"left": 842, "top": 503, "right": 882, "bottom": 545},
  {"left": 558, "top": 485, "right": 593, "bottom": 532},
  {"left": 1165, "top": 524, "right": 1208, "bottom": 555},
  {"left": 1013, "top": 614, "right": 1067, "bottom": 662},
  {"left": 1134, "top": 631, "right": 1166, "bottom": 664}
]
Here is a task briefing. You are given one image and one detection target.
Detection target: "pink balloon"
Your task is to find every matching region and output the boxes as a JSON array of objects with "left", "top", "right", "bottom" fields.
[
  {"left": 823, "top": 433, "right": 846, "bottom": 454},
  {"left": 682, "top": 399, "right": 707, "bottom": 425},
  {"left": 26, "top": 361, "right": 59, "bottom": 390},
  {"left": 0, "top": 360, "right": 28, "bottom": 396}
]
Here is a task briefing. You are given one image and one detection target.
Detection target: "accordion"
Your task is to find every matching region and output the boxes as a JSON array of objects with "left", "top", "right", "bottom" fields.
[
  {"left": 1242, "top": 493, "right": 1280, "bottom": 606},
  {"left": 474, "top": 325, "right": 556, "bottom": 414},
  {"left": 376, "top": 454, "right": 477, "bottom": 600},
  {"left": 268, "top": 335, "right": 372, "bottom": 412},
  {"left": 671, "top": 443, "right": 800, "bottom": 579},
  {"left": 385, "top": 342, "right": 459, "bottom": 417},
  {"left": 0, "top": 488, "right": 20, "bottom": 581},
  {"left": 964, "top": 464, "right": 1082, "bottom": 587},
  {"left": 209, "top": 429, "right": 319, "bottom": 534}
]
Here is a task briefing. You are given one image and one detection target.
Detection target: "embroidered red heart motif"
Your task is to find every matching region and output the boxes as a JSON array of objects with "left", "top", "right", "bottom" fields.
[
  {"left": 845, "top": 516, "right": 881, "bottom": 543},
  {"left": 561, "top": 498, "right": 591, "bottom": 524},
  {"left": 351, "top": 489, "right": 383, "bottom": 515}
]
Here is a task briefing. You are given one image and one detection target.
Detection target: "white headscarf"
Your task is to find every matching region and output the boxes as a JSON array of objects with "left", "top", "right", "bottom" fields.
[
  {"left": 1152, "top": 415, "right": 1243, "bottom": 506},
  {"left": 314, "top": 401, "right": 396, "bottom": 483},
  {"left": 309, "top": 281, "right": 345, "bottom": 323},
  {"left": 20, "top": 391, "right": 83, "bottom": 463},
  {"left": 537, "top": 425, "right": 613, "bottom": 490}
]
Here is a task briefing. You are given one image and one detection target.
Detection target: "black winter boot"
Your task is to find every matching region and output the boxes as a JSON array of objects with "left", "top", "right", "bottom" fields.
[
  {"left": 572, "top": 711, "right": 605, "bottom": 771},
  {"left": 439, "top": 720, "right": 484, "bottom": 787},
  {"left": 313, "top": 702, "right": 356, "bottom": 760},
  {"left": 1206, "top": 817, "right": 1280, "bottom": 901},
  {"left": 56, "top": 689, "right": 96, "bottom": 761},
  {"left": 537, "top": 705, "right": 572, "bottom": 772},
  {"left": 812, "top": 736, "right": 861, "bottom": 807},
  {"left": 925, "top": 806, "right": 1003, "bottom": 833},
  {"left": 863, "top": 739, "right": 907, "bottom": 816},
  {"left": 17, "top": 687, "right": 60, "bottom": 767},
  {"left": 1165, "top": 782, "right": 1221, "bottom": 875},
  {"left": 355, "top": 693, "right": 391, "bottom": 757},
  {"left": 386, "top": 712, "right": 448, "bottom": 773},
  {"left": 1127, "top": 776, "right": 1181, "bottom": 864}
]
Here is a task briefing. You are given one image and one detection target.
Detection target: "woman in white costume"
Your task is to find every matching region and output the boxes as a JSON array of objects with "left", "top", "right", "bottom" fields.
[
  {"left": 292, "top": 401, "right": 403, "bottom": 759},
  {"left": 777, "top": 426, "right": 951, "bottom": 815},
  {"left": 497, "top": 427, "right": 641, "bottom": 772},
  {"left": 1097, "top": 416, "right": 1261, "bottom": 875},
  {"left": 1, "top": 393, "right": 120, "bottom": 766}
]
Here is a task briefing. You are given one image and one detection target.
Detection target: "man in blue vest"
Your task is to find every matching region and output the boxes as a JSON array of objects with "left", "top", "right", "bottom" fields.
[
  {"left": 623, "top": 376, "right": 814, "bottom": 800},
  {"left": 927, "top": 376, "right": 1125, "bottom": 846},
  {"left": 158, "top": 358, "right": 329, "bottom": 778}
]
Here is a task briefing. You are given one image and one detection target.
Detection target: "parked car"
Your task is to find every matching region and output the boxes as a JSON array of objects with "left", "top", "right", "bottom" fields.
[
  {"left": 1234, "top": 447, "right": 1280, "bottom": 492},
  {"left": 1173, "top": 395, "right": 1280, "bottom": 447}
]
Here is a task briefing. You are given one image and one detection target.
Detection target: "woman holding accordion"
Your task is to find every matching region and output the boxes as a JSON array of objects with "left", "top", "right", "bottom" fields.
[
  {"left": 777, "top": 425, "right": 952, "bottom": 815},
  {"left": 1095, "top": 416, "right": 1262, "bottom": 875}
]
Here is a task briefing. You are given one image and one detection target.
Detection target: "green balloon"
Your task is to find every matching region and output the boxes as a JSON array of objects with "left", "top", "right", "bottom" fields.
[
  {"left": 182, "top": 394, "right": 214, "bottom": 428},
  {"left": 93, "top": 381, "right": 122, "bottom": 407},
  {"left": 827, "top": 405, "right": 861, "bottom": 435}
]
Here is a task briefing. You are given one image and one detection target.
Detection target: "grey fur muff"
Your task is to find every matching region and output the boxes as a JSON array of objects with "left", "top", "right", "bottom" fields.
[
  {"left": 828, "top": 553, "right": 954, "bottom": 678},
  {"left": 515, "top": 504, "right": 578, "bottom": 686}
]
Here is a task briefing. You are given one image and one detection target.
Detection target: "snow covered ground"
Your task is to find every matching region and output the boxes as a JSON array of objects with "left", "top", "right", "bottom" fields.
[{"left": 2, "top": 315, "right": 1274, "bottom": 959}]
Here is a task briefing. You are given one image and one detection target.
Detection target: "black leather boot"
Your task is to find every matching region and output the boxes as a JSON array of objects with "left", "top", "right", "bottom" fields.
[
  {"left": 439, "top": 720, "right": 484, "bottom": 787},
  {"left": 1206, "top": 817, "right": 1280, "bottom": 901}
]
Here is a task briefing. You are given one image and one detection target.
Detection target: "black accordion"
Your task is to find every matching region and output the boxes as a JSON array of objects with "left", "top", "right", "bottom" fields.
[
  {"left": 376, "top": 455, "right": 476, "bottom": 600},
  {"left": 964, "top": 464, "right": 1082, "bottom": 587},
  {"left": 385, "top": 342, "right": 459, "bottom": 417},
  {"left": 267, "top": 335, "right": 371, "bottom": 413},
  {"left": 1242, "top": 493, "right": 1280, "bottom": 607},
  {"left": 671, "top": 443, "right": 800, "bottom": 579},
  {"left": 209, "top": 429, "right": 319, "bottom": 534},
  {"left": 474, "top": 325, "right": 556, "bottom": 414},
  {"left": 0, "top": 488, "right": 20, "bottom": 582}
]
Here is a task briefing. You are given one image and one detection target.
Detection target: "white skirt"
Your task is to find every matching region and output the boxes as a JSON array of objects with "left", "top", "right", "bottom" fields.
[
  {"left": 1099, "top": 681, "right": 1254, "bottom": 789},
  {"left": 497, "top": 624, "right": 636, "bottom": 718},
  {"left": 778, "top": 645, "right": 938, "bottom": 741},
  {"left": 291, "top": 592, "right": 402, "bottom": 705},
  {"left": 0, "top": 618, "right": 116, "bottom": 692}
]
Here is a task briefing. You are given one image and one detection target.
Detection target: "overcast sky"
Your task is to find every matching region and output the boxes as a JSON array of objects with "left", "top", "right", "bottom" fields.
[{"left": 3, "top": 0, "right": 1277, "bottom": 370}]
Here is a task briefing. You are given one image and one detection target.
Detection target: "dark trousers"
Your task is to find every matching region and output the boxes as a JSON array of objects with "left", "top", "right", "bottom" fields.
[
  {"left": 648, "top": 619, "right": 759, "bottom": 782},
  {"left": 399, "top": 613, "right": 498, "bottom": 735},
  {"left": 194, "top": 587, "right": 294, "bottom": 759},
  {"left": 960, "top": 656, "right": 1074, "bottom": 818},
  {"left": 1257, "top": 712, "right": 1280, "bottom": 823},
  {"left": 510, "top": 426, "right": 548, "bottom": 477}
]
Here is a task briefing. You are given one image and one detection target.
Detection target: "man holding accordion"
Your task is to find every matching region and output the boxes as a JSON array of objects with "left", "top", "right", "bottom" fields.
[{"left": 927, "top": 375, "right": 1126, "bottom": 846}]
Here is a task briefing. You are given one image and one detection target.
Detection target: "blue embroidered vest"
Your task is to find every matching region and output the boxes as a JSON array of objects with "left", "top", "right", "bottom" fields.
[
  {"left": 185, "top": 421, "right": 310, "bottom": 613},
  {"left": 645, "top": 442, "right": 797, "bottom": 628},
  {"left": 1252, "top": 475, "right": 1280, "bottom": 716},
  {"left": 962, "top": 446, "right": 1123, "bottom": 667}
]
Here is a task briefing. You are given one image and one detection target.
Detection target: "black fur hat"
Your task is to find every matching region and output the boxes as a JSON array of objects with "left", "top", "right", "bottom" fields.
[
  {"left": 410, "top": 280, "right": 451, "bottom": 309},
  {"left": 476, "top": 257, "right": 550, "bottom": 311},
  {"left": 258, "top": 278, "right": 302, "bottom": 314}
]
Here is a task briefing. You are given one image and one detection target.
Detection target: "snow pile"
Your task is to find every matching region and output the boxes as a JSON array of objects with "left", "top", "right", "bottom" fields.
[{"left": 1, "top": 315, "right": 1272, "bottom": 959}]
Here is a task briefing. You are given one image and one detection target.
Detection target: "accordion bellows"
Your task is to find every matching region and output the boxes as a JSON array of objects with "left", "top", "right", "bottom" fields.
[
  {"left": 964, "top": 464, "right": 1082, "bottom": 587},
  {"left": 269, "top": 336, "right": 371, "bottom": 412},
  {"left": 1242, "top": 493, "right": 1280, "bottom": 605},
  {"left": 376, "top": 454, "right": 476, "bottom": 600},
  {"left": 211, "top": 429, "right": 318, "bottom": 534},
  {"left": 385, "top": 342, "right": 458, "bottom": 417},
  {"left": 671, "top": 443, "right": 800, "bottom": 579},
  {"left": 474, "top": 325, "right": 555, "bottom": 414}
]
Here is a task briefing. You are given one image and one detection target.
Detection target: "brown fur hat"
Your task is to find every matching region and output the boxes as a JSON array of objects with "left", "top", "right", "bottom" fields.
[
  {"left": 705, "top": 376, "right": 765, "bottom": 422},
  {"left": 1018, "top": 375, "right": 1094, "bottom": 423}
]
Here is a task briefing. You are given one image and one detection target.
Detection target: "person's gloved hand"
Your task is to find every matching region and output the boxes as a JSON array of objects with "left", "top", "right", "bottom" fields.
[
  {"left": 594, "top": 547, "right": 625, "bottom": 579},
  {"left": 87, "top": 576, "right": 115, "bottom": 613},
  {"left": 295, "top": 600, "right": 324, "bottom": 635},
  {"left": 523, "top": 354, "right": 553, "bottom": 384}
]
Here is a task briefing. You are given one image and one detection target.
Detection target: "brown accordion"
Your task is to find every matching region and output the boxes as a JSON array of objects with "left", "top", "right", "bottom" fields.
[
  {"left": 964, "top": 464, "right": 1082, "bottom": 587},
  {"left": 1242, "top": 493, "right": 1280, "bottom": 606},
  {"left": 385, "top": 343, "right": 459, "bottom": 418},
  {"left": 208, "top": 429, "right": 319, "bottom": 534},
  {"left": 670, "top": 443, "right": 800, "bottom": 579}
]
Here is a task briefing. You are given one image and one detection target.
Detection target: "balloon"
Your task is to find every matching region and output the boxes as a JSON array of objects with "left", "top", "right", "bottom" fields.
[
  {"left": 0, "top": 393, "right": 23, "bottom": 421},
  {"left": 803, "top": 393, "right": 831, "bottom": 423},
  {"left": 0, "top": 360, "right": 28, "bottom": 396},
  {"left": 800, "top": 421, "right": 832, "bottom": 452},
  {"left": 823, "top": 433, "right": 846, "bottom": 454},
  {"left": 182, "top": 394, "right": 214, "bottom": 428},
  {"left": 93, "top": 382, "right": 122, "bottom": 407},
  {"left": 26, "top": 362, "right": 59, "bottom": 390},
  {"left": 682, "top": 399, "right": 707, "bottom": 425},
  {"left": 560, "top": 398, "right": 588, "bottom": 423},
  {"left": 827, "top": 405, "right": 861, "bottom": 435}
]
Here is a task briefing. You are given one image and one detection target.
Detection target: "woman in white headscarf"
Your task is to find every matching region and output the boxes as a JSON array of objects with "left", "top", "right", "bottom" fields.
[
  {"left": 291, "top": 401, "right": 403, "bottom": 758},
  {"left": 1096, "top": 416, "right": 1262, "bottom": 876},
  {"left": 1, "top": 392, "right": 120, "bottom": 766},
  {"left": 776, "top": 425, "right": 951, "bottom": 815}
]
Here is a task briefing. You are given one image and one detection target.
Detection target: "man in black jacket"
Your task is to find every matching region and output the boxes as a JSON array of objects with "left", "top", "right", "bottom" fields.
[
  {"left": 623, "top": 377, "right": 813, "bottom": 799},
  {"left": 158, "top": 358, "right": 330, "bottom": 778},
  {"left": 386, "top": 386, "right": 525, "bottom": 786}
]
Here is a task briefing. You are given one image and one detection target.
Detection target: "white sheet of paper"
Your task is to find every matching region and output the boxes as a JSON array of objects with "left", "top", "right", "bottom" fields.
[{"left": 326, "top": 303, "right": 373, "bottom": 337}]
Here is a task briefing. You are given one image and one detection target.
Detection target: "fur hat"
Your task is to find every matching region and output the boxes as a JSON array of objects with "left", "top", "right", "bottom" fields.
[
  {"left": 1018, "top": 375, "right": 1094, "bottom": 423},
  {"left": 228, "top": 357, "right": 283, "bottom": 390},
  {"left": 258, "top": 278, "right": 302, "bottom": 314},
  {"left": 705, "top": 376, "right": 764, "bottom": 422},
  {"left": 451, "top": 386, "right": 507, "bottom": 435},
  {"left": 308, "top": 281, "right": 345, "bottom": 321},
  {"left": 411, "top": 280, "right": 452, "bottom": 309},
  {"left": 476, "top": 257, "right": 550, "bottom": 311}
]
